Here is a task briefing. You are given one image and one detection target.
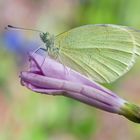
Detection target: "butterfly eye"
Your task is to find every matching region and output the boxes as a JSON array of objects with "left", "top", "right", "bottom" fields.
[{"left": 40, "top": 33, "right": 48, "bottom": 43}]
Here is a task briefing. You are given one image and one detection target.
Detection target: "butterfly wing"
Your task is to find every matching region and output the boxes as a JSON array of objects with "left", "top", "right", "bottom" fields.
[
  {"left": 121, "top": 25, "right": 140, "bottom": 56},
  {"left": 55, "top": 24, "right": 138, "bottom": 83}
]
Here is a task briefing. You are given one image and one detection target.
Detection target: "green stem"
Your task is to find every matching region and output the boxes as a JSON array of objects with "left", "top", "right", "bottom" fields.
[{"left": 120, "top": 102, "right": 140, "bottom": 123}]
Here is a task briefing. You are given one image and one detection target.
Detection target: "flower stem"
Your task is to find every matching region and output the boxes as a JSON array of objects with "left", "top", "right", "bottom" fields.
[{"left": 120, "top": 102, "right": 140, "bottom": 123}]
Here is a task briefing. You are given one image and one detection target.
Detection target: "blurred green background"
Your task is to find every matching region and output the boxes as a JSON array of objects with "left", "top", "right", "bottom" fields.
[{"left": 1, "top": 0, "right": 140, "bottom": 140}]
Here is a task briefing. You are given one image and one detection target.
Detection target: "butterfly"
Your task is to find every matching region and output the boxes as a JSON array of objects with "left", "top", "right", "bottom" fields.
[{"left": 7, "top": 24, "right": 140, "bottom": 83}]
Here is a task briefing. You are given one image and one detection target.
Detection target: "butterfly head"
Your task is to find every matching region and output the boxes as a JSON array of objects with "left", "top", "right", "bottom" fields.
[
  {"left": 40, "top": 32, "right": 53, "bottom": 50},
  {"left": 40, "top": 32, "right": 59, "bottom": 59}
]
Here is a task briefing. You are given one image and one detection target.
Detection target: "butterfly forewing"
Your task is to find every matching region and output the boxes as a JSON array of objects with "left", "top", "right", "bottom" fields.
[{"left": 55, "top": 24, "right": 138, "bottom": 83}]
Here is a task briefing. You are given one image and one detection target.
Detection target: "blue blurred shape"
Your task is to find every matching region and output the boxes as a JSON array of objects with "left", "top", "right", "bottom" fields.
[{"left": 3, "top": 30, "right": 40, "bottom": 55}]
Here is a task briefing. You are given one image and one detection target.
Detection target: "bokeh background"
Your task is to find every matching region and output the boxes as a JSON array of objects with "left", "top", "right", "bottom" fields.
[{"left": 1, "top": 0, "right": 140, "bottom": 140}]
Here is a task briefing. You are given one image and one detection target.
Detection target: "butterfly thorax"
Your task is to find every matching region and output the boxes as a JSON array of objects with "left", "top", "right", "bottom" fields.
[{"left": 40, "top": 32, "right": 59, "bottom": 59}]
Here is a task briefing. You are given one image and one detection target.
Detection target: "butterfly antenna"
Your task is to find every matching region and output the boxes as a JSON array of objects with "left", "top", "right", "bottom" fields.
[{"left": 5, "top": 25, "right": 43, "bottom": 33}]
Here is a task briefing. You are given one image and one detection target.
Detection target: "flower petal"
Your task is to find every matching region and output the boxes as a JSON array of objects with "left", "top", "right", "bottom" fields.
[
  {"left": 20, "top": 51, "right": 140, "bottom": 123},
  {"left": 30, "top": 53, "right": 117, "bottom": 97}
]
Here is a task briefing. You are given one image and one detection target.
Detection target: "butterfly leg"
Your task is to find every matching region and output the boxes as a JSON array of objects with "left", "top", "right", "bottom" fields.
[
  {"left": 52, "top": 40, "right": 70, "bottom": 75},
  {"left": 57, "top": 55, "right": 70, "bottom": 76},
  {"left": 31, "top": 46, "right": 47, "bottom": 67}
]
